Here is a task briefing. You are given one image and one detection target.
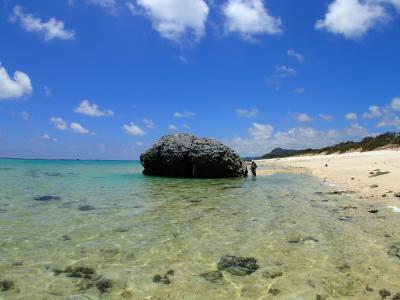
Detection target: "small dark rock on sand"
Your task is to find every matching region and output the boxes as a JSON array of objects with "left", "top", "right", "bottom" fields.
[
  {"left": 0, "top": 280, "right": 14, "bottom": 292},
  {"left": 369, "top": 171, "right": 391, "bottom": 178},
  {"left": 262, "top": 271, "right": 283, "bottom": 279},
  {"left": 268, "top": 288, "right": 281, "bottom": 296},
  {"left": 34, "top": 195, "right": 62, "bottom": 202},
  {"left": 395, "top": 193, "right": 400, "bottom": 198},
  {"left": 200, "top": 270, "right": 223, "bottom": 283},
  {"left": 217, "top": 256, "right": 259, "bottom": 276},
  {"left": 388, "top": 243, "right": 400, "bottom": 258},
  {"left": 379, "top": 288, "right": 391, "bottom": 299},
  {"left": 368, "top": 208, "right": 379, "bottom": 213}
]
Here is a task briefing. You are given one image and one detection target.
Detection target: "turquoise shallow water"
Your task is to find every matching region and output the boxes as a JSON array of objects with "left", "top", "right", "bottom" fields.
[{"left": 0, "top": 159, "right": 400, "bottom": 299}]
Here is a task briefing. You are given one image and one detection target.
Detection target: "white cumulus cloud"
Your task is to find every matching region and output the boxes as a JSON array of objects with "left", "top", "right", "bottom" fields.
[
  {"left": 10, "top": 6, "right": 75, "bottom": 41},
  {"left": 74, "top": 99, "right": 114, "bottom": 117},
  {"left": 123, "top": 122, "right": 146, "bottom": 136},
  {"left": 315, "top": 0, "right": 388, "bottom": 39},
  {"left": 0, "top": 63, "right": 32, "bottom": 100},
  {"left": 135, "top": 0, "right": 209, "bottom": 42},
  {"left": 222, "top": 0, "right": 281, "bottom": 40}
]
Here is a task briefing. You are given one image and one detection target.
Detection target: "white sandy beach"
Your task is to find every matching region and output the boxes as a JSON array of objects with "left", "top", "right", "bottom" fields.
[{"left": 256, "top": 149, "right": 400, "bottom": 204}]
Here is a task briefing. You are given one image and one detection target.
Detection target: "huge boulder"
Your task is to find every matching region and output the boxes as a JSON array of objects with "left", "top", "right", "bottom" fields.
[{"left": 140, "top": 134, "right": 247, "bottom": 178}]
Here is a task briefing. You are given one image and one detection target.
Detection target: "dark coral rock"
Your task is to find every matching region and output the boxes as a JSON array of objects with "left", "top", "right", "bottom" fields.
[
  {"left": 0, "top": 280, "right": 14, "bottom": 292},
  {"left": 140, "top": 134, "right": 247, "bottom": 178},
  {"left": 152, "top": 274, "right": 162, "bottom": 283},
  {"left": 217, "top": 255, "right": 259, "bottom": 276},
  {"left": 95, "top": 278, "right": 112, "bottom": 294},
  {"left": 34, "top": 195, "right": 62, "bottom": 202},
  {"left": 200, "top": 270, "right": 223, "bottom": 283}
]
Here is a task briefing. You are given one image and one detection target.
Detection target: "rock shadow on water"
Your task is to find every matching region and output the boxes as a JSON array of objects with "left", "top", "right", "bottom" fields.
[{"left": 78, "top": 205, "right": 96, "bottom": 211}]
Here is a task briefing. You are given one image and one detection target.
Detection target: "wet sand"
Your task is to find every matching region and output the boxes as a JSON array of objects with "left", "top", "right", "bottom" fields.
[{"left": 256, "top": 149, "right": 400, "bottom": 205}]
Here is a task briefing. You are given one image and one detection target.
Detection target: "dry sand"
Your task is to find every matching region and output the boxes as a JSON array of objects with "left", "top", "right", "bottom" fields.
[{"left": 256, "top": 150, "right": 400, "bottom": 205}]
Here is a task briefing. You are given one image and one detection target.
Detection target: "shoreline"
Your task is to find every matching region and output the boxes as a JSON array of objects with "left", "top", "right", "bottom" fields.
[{"left": 256, "top": 149, "right": 400, "bottom": 205}]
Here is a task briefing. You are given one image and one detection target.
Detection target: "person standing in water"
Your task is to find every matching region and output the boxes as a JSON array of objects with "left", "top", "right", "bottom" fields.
[{"left": 250, "top": 161, "right": 257, "bottom": 176}]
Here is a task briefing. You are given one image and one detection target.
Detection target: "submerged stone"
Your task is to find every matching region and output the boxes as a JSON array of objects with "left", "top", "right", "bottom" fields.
[
  {"left": 78, "top": 205, "right": 96, "bottom": 211},
  {"left": 200, "top": 270, "right": 223, "bottom": 283},
  {"left": 95, "top": 278, "right": 112, "bottom": 294},
  {"left": 0, "top": 280, "right": 14, "bottom": 292},
  {"left": 388, "top": 243, "right": 400, "bottom": 257},
  {"left": 34, "top": 195, "right": 62, "bottom": 202},
  {"left": 217, "top": 256, "right": 259, "bottom": 276},
  {"left": 268, "top": 288, "right": 281, "bottom": 296}
]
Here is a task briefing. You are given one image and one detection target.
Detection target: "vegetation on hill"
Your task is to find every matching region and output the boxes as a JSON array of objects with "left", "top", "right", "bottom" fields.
[{"left": 262, "top": 132, "right": 400, "bottom": 159}]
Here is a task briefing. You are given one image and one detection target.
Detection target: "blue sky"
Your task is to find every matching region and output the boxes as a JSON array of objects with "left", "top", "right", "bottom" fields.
[{"left": 1, "top": 0, "right": 400, "bottom": 159}]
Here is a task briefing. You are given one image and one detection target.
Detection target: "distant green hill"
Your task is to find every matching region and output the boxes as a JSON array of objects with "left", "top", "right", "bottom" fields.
[{"left": 261, "top": 132, "right": 400, "bottom": 159}]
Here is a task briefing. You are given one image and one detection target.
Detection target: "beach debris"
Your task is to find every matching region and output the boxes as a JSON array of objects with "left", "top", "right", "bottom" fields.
[
  {"left": 78, "top": 205, "right": 96, "bottom": 211},
  {"left": 342, "top": 205, "right": 357, "bottom": 212},
  {"left": 262, "top": 270, "right": 283, "bottom": 279},
  {"left": 387, "top": 206, "right": 400, "bottom": 213},
  {"left": 0, "top": 280, "right": 14, "bottom": 292},
  {"left": 327, "top": 191, "right": 355, "bottom": 195},
  {"left": 153, "top": 270, "right": 175, "bottom": 284},
  {"left": 379, "top": 288, "right": 391, "bottom": 299},
  {"left": 217, "top": 255, "right": 259, "bottom": 276},
  {"left": 268, "top": 288, "right": 281, "bottom": 296},
  {"left": 325, "top": 164, "right": 328, "bottom": 167},
  {"left": 368, "top": 208, "right": 379, "bottom": 214},
  {"left": 369, "top": 170, "right": 391, "bottom": 178},
  {"left": 200, "top": 270, "right": 223, "bottom": 283},
  {"left": 370, "top": 184, "right": 379, "bottom": 189},
  {"left": 34, "top": 195, "right": 62, "bottom": 202},
  {"left": 388, "top": 243, "right": 400, "bottom": 258}
]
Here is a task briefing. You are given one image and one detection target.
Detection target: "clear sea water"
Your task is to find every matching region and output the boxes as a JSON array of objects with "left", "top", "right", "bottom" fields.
[{"left": 0, "top": 159, "right": 400, "bottom": 299}]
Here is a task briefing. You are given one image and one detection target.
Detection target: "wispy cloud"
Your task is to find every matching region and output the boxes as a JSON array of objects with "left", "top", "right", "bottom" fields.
[
  {"left": 295, "top": 113, "right": 312, "bottom": 122},
  {"left": 345, "top": 112, "right": 358, "bottom": 121},
  {"left": 143, "top": 118, "right": 155, "bottom": 129},
  {"left": 319, "top": 114, "right": 333, "bottom": 121},
  {"left": 287, "top": 49, "right": 304, "bottom": 63},
  {"left": 236, "top": 108, "right": 259, "bottom": 118},
  {"left": 363, "top": 105, "right": 382, "bottom": 119},
  {"left": 123, "top": 122, "right": 146, "bottom": 136},
  {"left": 10, "top": 6, "right": 75, "bottom": 41},
  {"left": 51, "top": 117, "right": 94, "bottom": 134},
  {"left": 74, "top": 99, "right": 114, "bottom": 117},
  {"left": 267, "top": 65, "right": 297, "bottom": 90},
  {"left": 51, "top": 117, "right": 68, "bottom": 130},
  {"left": 168, "top": 124, "right": 178, "bottom": 131},
  {"left": 173, "top": 110, "right": 195, "bottom": 118}
]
